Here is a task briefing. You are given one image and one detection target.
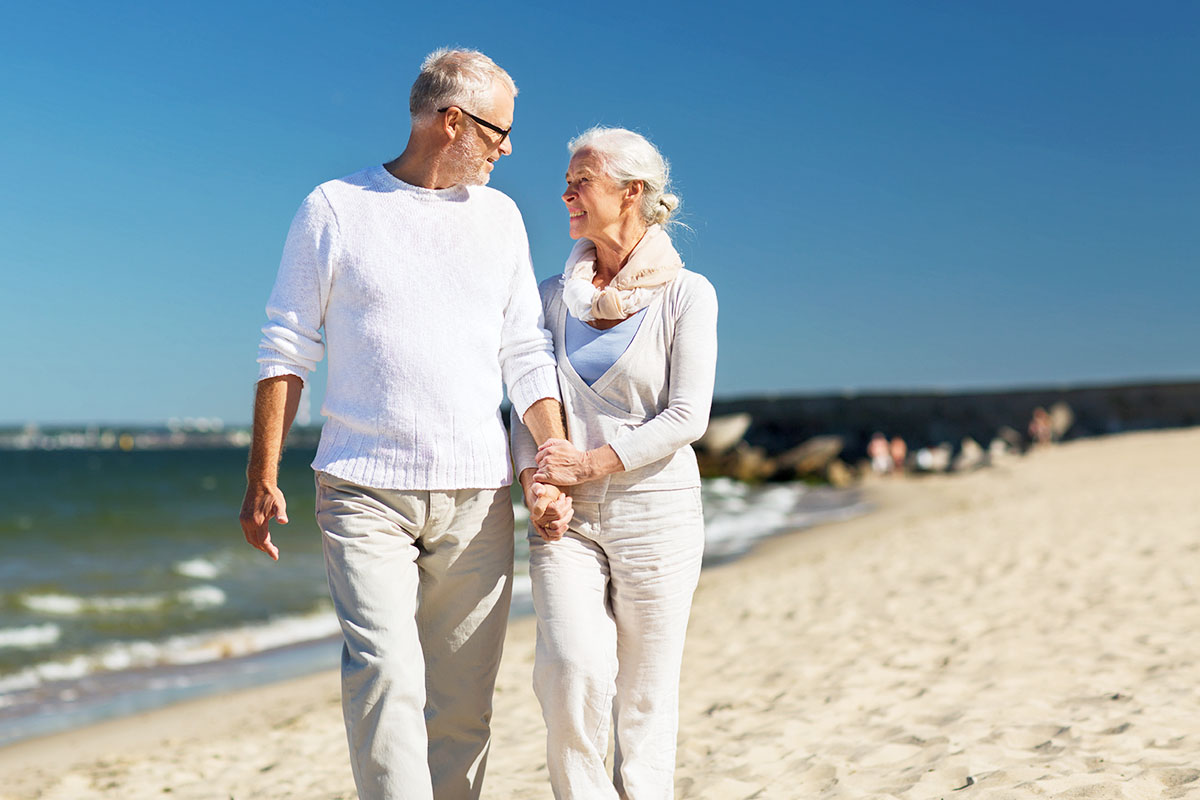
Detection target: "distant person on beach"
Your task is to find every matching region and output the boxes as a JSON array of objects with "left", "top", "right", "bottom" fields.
[
  {"left": 511, "top": 127, "right": 718, "bottom": 798},
  {"left": 1029, "top": 406, "right": 1053, "bottom": 447},
  {"left": 239, "top": 49, "right": 572, "bottom": 800},
  {"left": 868, "top": 432, "right": 893, "bottom": 474},
  {"left": 890, "top": 436, "right": 908, "bottom": 474}
]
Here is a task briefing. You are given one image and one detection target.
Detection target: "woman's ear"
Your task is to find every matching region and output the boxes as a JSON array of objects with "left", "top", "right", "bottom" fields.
[{"left": 624, "top": 180, "right": 643, "bottom": 207}]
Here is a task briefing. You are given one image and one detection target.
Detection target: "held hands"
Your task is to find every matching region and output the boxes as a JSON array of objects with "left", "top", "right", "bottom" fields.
[
  {"left": 239, "top": 481, "right": 287, "bottom": 560},
  {"left": 521, "top": 469, "right": 573, "bottom": 542}
]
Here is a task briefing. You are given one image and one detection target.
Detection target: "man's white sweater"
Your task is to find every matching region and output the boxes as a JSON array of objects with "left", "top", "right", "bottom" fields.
[{"left": 257, "top": 165, "right": 559, "bottom": 490}]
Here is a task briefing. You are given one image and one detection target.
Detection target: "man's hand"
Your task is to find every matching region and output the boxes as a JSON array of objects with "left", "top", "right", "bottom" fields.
[
  {"left": 520, "top": 470, "right": 573, "bottom": 542},
  {"left": 241, "top": 375, "right": 302, "bottom": 562},
  {"left": 240, "top": 481, "right": 287, "bottom": 560},
  {"left": 528, "top": 481, "right": 572, "bottom": 542}
]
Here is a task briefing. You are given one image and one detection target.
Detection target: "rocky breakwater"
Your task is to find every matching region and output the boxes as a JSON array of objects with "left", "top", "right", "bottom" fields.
[{"left": 693, "top": 379, "right": 1200, "bottom": 484}]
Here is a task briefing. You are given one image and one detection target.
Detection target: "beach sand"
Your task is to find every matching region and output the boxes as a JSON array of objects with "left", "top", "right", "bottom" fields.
[{"left": 2, "top": 428, "right": 1198, "bottom": 799}]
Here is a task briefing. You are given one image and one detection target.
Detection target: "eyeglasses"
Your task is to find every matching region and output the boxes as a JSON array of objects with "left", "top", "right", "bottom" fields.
[{"left": 437, "top": 106, "right": 511, "bottom": 144}]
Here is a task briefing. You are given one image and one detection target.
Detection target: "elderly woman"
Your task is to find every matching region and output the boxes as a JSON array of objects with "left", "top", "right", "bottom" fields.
[{"left": 512, "top": 127, "right": 718, "bottom": 799}]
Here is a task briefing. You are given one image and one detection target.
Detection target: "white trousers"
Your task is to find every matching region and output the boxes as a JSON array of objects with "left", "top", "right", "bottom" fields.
[
  {"left": 316, "top": 473, "right": 515, "bottom": 800},
  {"left": 530, "top": 487, "right": 705, "bottom": 800}
]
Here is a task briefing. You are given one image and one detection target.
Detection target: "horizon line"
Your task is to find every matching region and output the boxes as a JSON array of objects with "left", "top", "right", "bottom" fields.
[{"left": 4, "top": 374, "right": 1198, "bottom": 429}]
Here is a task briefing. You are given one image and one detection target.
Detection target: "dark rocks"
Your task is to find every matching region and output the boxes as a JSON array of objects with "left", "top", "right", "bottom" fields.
[
  {"left": 697, "top": 441, "right": 775, "bottom": 483},
  {"left": 710, "top": 380, "right": 1200, "bottom": 460},
  {"left": 687, "top": 380, "right": 1198, "bottom": 484},
  {"left": 775, "top": 435, "right": 845, "bottom": 476},
  {"left": 693, "top": 413, "right": 752, "bottom": 456}
]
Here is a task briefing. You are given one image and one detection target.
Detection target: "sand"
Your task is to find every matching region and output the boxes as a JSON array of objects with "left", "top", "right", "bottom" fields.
[{"left": 1, "top": 428, "right": 1198, "bottom": 799}]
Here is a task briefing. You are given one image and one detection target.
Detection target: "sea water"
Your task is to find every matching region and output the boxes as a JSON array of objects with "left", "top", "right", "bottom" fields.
[{"left": 0, "top": 447, "right": 867, "bottom": 745}]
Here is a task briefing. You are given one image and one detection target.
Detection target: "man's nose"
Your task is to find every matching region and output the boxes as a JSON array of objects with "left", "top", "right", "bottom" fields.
[{"left": 499, "top": 135, "right": 513, "bottom": 157}]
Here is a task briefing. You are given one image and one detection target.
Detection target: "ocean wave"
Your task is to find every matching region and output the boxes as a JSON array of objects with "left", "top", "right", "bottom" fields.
[
  {"left": 700, "top": 482, "right": 868, "bottom": 560},
  {"left": 0, "top": 609, "right": 341, "bottom": 694},
  {"left": 177, "top": 585, "right": 227, "bottom": 609},
  {"left": 0, "top": 624, "right": 61, "bottom": 650},
  {"left": 20, "top": 592, "right": 165, "bottom": 615},
  {"left": 19, "top": 585, "right": 228, "bottom": 616},
  {"left": 703, "top": 476, "right": 752, "bottom": 501},
  {"left": 173, "top": 557, "right": 222, "bottom": 580}
]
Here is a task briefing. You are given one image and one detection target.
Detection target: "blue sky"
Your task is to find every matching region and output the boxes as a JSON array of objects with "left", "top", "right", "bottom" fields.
[{"left": 2, "top": 1, "right": 1197, "bottom": 425}]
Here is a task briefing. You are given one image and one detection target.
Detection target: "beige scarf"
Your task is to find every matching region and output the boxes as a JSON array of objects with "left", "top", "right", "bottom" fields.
[{"left": 561, "top": 225, "right": 684, "bottom": 322}]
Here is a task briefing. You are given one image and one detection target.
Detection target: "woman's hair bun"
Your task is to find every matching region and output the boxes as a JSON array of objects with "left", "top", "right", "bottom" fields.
[{"left": 651, "top": 192, "right": 680, "bottom": 224}]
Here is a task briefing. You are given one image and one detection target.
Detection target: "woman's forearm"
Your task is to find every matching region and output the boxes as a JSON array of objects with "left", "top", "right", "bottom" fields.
[
  {"left": 584, "top": 445, "right": 626, "bottom": 479},
  {"left": 535, "top": 440, "right": 625, "bottom": 485}
]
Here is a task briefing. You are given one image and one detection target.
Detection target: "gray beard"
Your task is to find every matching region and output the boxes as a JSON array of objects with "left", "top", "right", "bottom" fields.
[{"left": 446, "top": 135, "right": 490, "bottom": 186}]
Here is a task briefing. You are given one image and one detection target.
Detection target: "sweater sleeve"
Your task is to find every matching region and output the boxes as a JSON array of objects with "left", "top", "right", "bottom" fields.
[
  {"left": 498, "top": 207, "right": 561, "bottom": 418},
  {"left": 256, "top": 189, "right": 336, "bottom": 383},
  {"left": 608, "top": 277, "right": 718, "bottom": 471}
]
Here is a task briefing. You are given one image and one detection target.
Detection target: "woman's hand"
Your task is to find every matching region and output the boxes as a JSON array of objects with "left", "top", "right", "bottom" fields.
[
  {"left": 535, "top": 440, "right": 626, "bottom": 486},
  {"left": 520, "top": 469, "right": 572, "bottom": 541},
  {"left": 534, "top": 439, "right": 594, "bottom": 486}
]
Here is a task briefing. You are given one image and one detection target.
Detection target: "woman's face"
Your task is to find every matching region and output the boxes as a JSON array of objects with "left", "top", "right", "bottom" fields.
[{"left": 562, "top": 150, "right": 627, "bottom": 240}]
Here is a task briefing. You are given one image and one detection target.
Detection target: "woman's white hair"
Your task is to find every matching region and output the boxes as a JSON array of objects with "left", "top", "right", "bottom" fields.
[
  {"left": 568, "top": 127, "right": 681, "bottom": 228},
  {"left": 409, "top": 48, "right": 517, "bottom": 122}
]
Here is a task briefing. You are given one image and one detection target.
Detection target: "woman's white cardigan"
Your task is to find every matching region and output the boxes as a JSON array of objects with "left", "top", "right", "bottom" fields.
[{"left": 511, "top": 270, "right": 718, "bottom": 503}]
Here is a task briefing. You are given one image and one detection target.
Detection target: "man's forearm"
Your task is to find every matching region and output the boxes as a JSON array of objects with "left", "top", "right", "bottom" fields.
[
  {"left": 518, "top": 466, "right": 546, "bottom": 493},
  {"left": 247, "top": 375, "right": 304, "bottom": 483},
  {"left": 522, "top": 397, "right": 567, "bottom": 446}
]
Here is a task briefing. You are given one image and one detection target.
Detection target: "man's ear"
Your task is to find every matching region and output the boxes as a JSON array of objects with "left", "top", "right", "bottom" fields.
[{"left": 440, "top": 107, "right": 463, "bottom": 141}]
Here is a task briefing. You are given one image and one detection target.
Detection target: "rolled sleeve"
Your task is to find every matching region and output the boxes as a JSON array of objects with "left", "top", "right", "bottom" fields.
[
  {"left": 507, "top": 363, "right": 561, "bottom": 420},
  {"left": 255, "top": 189, "right": 336, "bottom": 384},
  {"left": 257, "top": 362, "right": 310, "bottom": 383}
]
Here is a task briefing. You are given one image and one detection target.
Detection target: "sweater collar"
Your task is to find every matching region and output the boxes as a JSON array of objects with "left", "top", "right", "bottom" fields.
[{"left": 371, "top": 165, "right": 471, "bottom": 202}]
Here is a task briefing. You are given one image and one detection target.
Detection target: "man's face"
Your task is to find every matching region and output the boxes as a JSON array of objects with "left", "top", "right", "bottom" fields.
[{"left": 447, "top": 79, "right": 515, "bottom": 186}]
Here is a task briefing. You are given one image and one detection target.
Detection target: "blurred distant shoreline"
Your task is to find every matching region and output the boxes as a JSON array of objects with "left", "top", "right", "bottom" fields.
[{"left": 3, "top": 377, "right": 1197, "bottom": 456}]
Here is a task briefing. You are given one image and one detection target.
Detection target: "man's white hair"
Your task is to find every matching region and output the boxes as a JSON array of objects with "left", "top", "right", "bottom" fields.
[
  {"left": 568, "top": 127, "right": 681, "bottom": 228},
  {"left": 409, "top": 48, "right": 517, "bottom": 122}
]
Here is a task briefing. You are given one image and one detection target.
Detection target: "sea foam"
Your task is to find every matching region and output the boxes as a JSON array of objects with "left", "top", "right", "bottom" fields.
[
  {"left": 19, "top": 586, "right": 229, "bottom": 616},
  {"left": 0, "top": 610, "right": 341, "bottom": 694},
  {"left": 174, "top": 557, "right": 222, "bottom": 580},
  {"left": 700, "top": 481, "right": 868, "bottom": 560},
  {"left": 0, "top": 624, "right": 61, "bottom": 650},
  {"left": 177, "top": 586, "right": 227, "bottom": 609}
]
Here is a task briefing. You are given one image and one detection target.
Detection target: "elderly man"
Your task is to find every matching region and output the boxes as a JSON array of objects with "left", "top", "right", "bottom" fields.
[{"left": 239, "top": 49, "right": 570, "bottom": 800}]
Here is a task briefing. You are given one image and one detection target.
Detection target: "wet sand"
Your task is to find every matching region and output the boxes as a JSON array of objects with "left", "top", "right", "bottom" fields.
[{"left": 2, "top": 428, "right": 1198, "bottom": 799}]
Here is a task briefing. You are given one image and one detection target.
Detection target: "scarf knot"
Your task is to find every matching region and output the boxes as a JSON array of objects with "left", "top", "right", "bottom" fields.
[{"left": 561, "top": 225, "right": 683, "bottom": 322}]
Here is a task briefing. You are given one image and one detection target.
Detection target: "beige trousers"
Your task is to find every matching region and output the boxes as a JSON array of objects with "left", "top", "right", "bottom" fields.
[
  {"left": 530, "top": 487, "right": 705, "bottom": 800},
  {"left": 316, "top": 472, "right": 515, "bottom": 800}
]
